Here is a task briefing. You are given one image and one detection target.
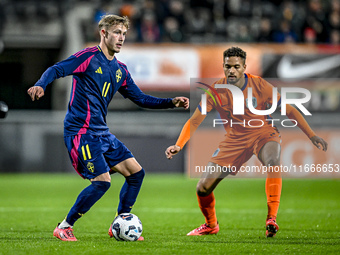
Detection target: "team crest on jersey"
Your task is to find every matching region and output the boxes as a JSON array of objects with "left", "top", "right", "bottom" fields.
[
  {"left": 246, "top": 97, "right": 257, "bottom": 109},
  {"left": 116, "top": 69, "right": 122, "bottom": 83},
  {"left": 87, "top": 162, "right": 95, "bottom": 173}
]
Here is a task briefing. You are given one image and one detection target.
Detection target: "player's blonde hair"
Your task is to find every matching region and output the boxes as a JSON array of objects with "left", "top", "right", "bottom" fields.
[{"left": 98, "top": 14, "right": 130, "bottom": 31}]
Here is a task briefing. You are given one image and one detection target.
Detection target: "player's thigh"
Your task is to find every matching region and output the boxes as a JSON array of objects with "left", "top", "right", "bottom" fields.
[
  {"left": 258, "top": 141, "right": 281, "bottom": 166},
  {"left": 103, "top": 134, "right": 139, "bottom": 176},
  {"left": 258, "top": 141, "right": 282, "bottom": 178},
  {"left": 197, "top": 162, "right": 229, "bottom": 195},
  {"left": 64, "top": 134, "right": 111, "bottom": 180},
  {"left": 256, "top": 128, "right": 281, "bottom": 166},
  {"left": 111, "top": 157, "right": 142, "bottom": 177},
  {"left": 210, "top": 138, "right": 253, "bottom": 175}
]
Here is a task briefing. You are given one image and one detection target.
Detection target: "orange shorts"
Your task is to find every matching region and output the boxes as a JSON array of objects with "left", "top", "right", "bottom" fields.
[{"left": 210, "top": 127, "right": 281, "bottom": 175}]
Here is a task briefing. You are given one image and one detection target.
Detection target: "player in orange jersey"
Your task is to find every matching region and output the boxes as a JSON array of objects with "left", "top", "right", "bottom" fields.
[{"left": 165, "top": 47, "right": 328, "bottom": 237}]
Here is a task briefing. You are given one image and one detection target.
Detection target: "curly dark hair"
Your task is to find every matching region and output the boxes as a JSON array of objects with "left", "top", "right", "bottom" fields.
[{"left": 223, "top": 47, "right": 246, "bottom": 64}]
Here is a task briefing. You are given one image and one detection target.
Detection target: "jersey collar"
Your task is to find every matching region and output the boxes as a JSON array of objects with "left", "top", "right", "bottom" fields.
[
  {"left": 97, "top": 45, "right": 116, "bottom": 63},
  {"left": 241, "top": 73, "right": 248, "bottom": 91}
]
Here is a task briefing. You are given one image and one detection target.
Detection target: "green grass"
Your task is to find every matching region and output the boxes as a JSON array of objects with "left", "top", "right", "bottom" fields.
[{"left": 0, "top": 174, "right": 339, "bottom": 254}]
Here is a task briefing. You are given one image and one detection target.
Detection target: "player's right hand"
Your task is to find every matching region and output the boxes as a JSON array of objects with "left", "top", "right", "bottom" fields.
[
  {"left": 27, "top": 86, "right": 44, "bottom": 101},
  {"left": 310, "top": 136, "right": 328, "bottom": 152},
  {"left": 172, "top": 97, "right": 189, "bottom": 109},
  {"left": 165, "top": 145, "right": 181, "bottom": 160}
]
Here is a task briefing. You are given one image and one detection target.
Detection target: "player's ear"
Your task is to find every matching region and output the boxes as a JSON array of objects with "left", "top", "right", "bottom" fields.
[
  {"left": 243, "top": 64, "right": 247, "bottom": 71},
  {"left": 101, "top": 29, "right": 107, "bottom": 38}
]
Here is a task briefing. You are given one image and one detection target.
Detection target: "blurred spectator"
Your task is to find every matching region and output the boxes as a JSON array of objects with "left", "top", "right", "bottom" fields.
[
  {"left": 186, "top": 8, "right": 211, "bottom": 36},
  {"left": 119, "top": 3, "right": 138, "bottom": 43},
  {"left": 168, "top": 0, "right": 185, "bottom": 27},
  {"left": 93, "top": 4, "right": 109, "bottom": 24},
  {"left": 273, "top": 20, "right": 298, "bottom": 43},
  {"left": 323, "top": 0, "right": 339, "bottom": 44},
  {"left": 302, "top": 0, "right": 329, "bottom": 43},
  {"left": 329, "top": 0, "right": 340, "bottom": 16},
  {"left": 137, "top": 13, "right": 161, "bottom": 42},
  {"left": 137, "top": 0, "right": 162, "bottom": 23},
  {"left": 257, "top": 18, "right": 274, "bottom": 42},
  {"left": 235, "top": 23, "right": 254, "bottom": 42},
  {"left": 227, "top": 0, "right": 246, "bottom": 16},
  {"left": 163, "top": 16, "right": 183, "bottom": 42},
  {"left": 120, "top": 3, "right": 136, "bottom": 18},
  {"left": 277, "top": 1, "right": 305, "bottom": 41},
  {"left": 7, "top": 0, "right": 337, "bottom": 44},
  {"left": 91, "top": 3, "right": 115, "bottom": 41},
  {"left": 327, "top": 6, "right": 340, "bottom": 31},
  {"left": 213, "top": 13, "right": 227, "bottom": 39},
  {"left": 211, "top": 0, "right": 228, "bottom": 38},
  {"left": 161, "top": 0, "right": 185, "bottom": 42},
  {"left": 330, "top": 29, "right": 340, "bottom": 45},
  {"left": 134, "top": 0, "right": 161, "bottom": 42},
  {"left": 304, "top": 27, "right": 317, "bottom": 44}
]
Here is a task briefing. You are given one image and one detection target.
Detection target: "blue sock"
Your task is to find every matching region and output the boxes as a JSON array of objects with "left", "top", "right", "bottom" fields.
[
  {"left": 117, "top": 169, "right": 145, "bottom": 214},
  {"left": 66, "top": 181, "right": 111, "bottom": 226}
]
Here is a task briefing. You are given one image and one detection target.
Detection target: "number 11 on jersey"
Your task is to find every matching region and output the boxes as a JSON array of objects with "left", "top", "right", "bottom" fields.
[{"left": 102, "top": 82, "right": 111, "bottom": 97}]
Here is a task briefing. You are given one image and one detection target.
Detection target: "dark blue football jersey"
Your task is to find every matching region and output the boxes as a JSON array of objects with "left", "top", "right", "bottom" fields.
[{"left": 35, "top": 46, "right": 174, "bottom": 136}]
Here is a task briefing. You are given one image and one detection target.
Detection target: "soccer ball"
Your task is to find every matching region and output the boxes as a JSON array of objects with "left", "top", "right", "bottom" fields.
[{"left": 111, "top": 213, "right": 143, "bottom": 241}]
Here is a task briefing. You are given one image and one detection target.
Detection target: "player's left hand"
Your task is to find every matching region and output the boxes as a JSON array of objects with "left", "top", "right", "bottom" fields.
[
  {"left": 172, "top": 97, "right": 189, "bottom": 109},
  {"left": 310, "top": 136, "right": 328, "bottom": 151},
  {"left": 27, "top": 86, "right": 44, "bottom": 101},
  {"left": 165, "top": 145, "right": 181, "bottom": 159}
]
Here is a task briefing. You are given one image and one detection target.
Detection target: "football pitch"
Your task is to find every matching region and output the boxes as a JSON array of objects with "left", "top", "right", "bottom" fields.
[{"left": 0, "top": 174, "right": 339, "bottom": 254}]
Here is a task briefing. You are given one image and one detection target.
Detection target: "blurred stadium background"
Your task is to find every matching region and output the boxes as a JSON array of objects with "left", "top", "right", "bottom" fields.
[{"left": 0, "top": 0, "right": 339, "bottom": 177}]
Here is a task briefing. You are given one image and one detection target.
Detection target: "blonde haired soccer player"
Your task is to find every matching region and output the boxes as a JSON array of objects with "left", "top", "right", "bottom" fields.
[
  {"left": 28, "top": 14, "right": 189, "bottom": 242},
  {"left": 165, "top": 47, "right": 327, "bottom": 237}
]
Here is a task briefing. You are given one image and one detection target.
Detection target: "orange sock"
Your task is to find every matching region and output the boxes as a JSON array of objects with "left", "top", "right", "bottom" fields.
[
  {"left": 197, "top": 193, "right": 218, "bottom": 228},
  {"left": 265, "top": 178, "right": 282, "bottom": 219}
]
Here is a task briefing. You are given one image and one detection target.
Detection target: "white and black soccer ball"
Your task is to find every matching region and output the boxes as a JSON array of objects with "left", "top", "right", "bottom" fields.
[{"left": 111, "top": 213, "right": 143, "bottom": 241}]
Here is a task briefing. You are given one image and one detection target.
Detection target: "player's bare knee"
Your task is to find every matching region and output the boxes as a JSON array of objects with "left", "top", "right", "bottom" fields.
[
  {"left": 265, "top": 157, "right": 280, "bottom": 167},
  {"left": 196, "top": 183, "right": 211, "bottom": 196},
  {"left": 91, "top": 172, "right": 111, "bottom": 182}
]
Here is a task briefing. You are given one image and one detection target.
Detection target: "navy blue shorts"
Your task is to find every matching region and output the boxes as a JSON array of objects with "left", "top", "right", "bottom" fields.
[{"left": 64, "top": 133, "right": 134, "bottom": 179}]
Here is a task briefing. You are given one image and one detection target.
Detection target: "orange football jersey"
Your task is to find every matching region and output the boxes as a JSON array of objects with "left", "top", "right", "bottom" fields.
[{"left": 200, "top": 73, "right": 281, "bottom": 137}]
